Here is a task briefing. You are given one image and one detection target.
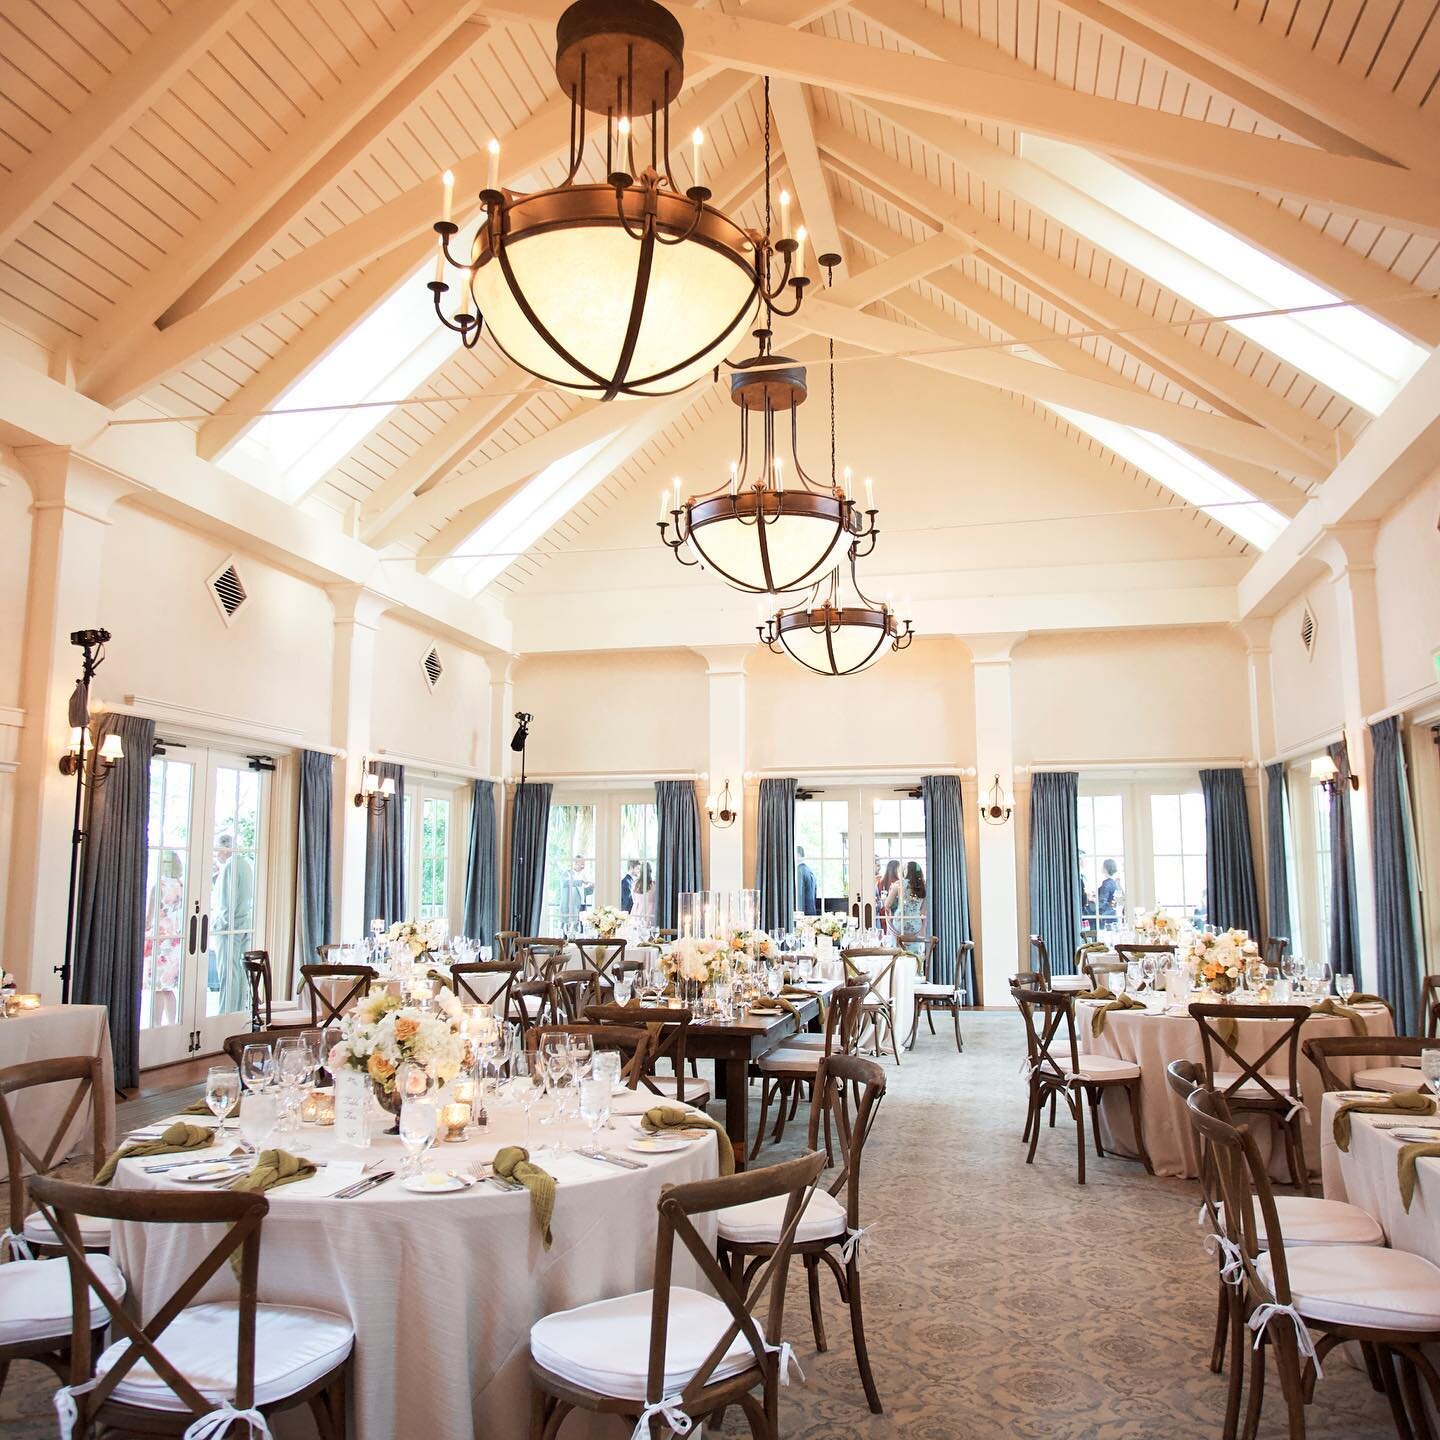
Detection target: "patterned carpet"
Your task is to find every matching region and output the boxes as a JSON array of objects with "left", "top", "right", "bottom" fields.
[{"left": 2, "top": 1011, "right": 1400, "bottom": 1439}]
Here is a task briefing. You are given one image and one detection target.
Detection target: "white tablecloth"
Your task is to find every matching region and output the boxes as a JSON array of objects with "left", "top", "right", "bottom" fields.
[
  {"left": 0, "top": 1004, "right": 114, "bottom": 1181},
  {"left": 110, "top": 1097, "right": 718, "bottom": 1440},
  {"left": 1078, "top": 1001, "right": 1395, "bottom": 1179},
  {"left": 1320, "top": 1092, "right": 1440, "bottom": 1265},
  {"left": 844, "top": 953, "right": 916, "bottom": 1052}
]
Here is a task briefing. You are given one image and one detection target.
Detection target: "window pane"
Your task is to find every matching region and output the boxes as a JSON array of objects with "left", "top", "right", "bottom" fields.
[
  {"left": 1153, "top": 856, "right": 1184, "bottom": 912},
  {"left": 543, "top": 804, "right": 596, "bottom": 931},
  {"left": 1151, "top": 795, "right": 1180, "bottom": 854},
  {"left": 1180, "top": 793, "right": 1207, "bottom": 853}
]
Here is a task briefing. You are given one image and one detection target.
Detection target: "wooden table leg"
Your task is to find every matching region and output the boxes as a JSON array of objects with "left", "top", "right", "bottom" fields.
[{"left": 722, "top": 1057, "right": 750, "bottom": 1172}]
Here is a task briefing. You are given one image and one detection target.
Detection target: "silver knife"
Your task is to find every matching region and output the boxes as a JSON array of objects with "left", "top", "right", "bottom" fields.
[
  {"left": 336, "top": 1170, "right": 395, "bottom": 1198},
  {"left": 581, "top": 1149, "right": 645, "bottom": 1170}
]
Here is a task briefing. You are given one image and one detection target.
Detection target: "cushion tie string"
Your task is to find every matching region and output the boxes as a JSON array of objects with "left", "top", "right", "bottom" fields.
[
  {"left": 1284, "top": 1098, "right": 1307, "bottom": 1124},
  {"left": 182, "top": 1403, "right": 273, "bottom": 1440},
  {"left": 0, "top": 1226, "right": 34, "bottom": 1261},
  {"left": 840, "top": 1224, "right": 875, "bottom": 1266},
  {"left": 1203, "top": 1232, "right": 1245, "bottom": 1290},
  {"left": 766, "top": 1339, "right": 805, "bottom": 1386},
  {"left": 1248, "top": 1302, "right": 1323, "bottom": 1379},
  {"left": 54, "top": 1378, "right": 100, "bottom": 1440},
  {"left": 630, "top": 1397, "right": 692, "bottom": 1440}
]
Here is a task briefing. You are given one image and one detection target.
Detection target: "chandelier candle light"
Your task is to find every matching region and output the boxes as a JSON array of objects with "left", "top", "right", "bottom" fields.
[
  {"left": 427, "top": 1, "right": 823, "bottom": 400},
  {"left": 758, "top": 554, "right": 914, "bottom": 676}
]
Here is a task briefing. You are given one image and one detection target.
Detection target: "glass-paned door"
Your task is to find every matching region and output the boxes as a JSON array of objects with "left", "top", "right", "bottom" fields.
[
  {"left": 1150, "top": 792, "right": 1207, "bottom": 926},
  {"left": 871, "top": 795, "right": 927, "bottom": 944},
  {"left": 140, "top": 749, "right": 270, "bottom": 1068},
  {"left": 620, "top": 802, "right": 658, "bottom": 921},
  {"left": 417, "top": 794, "right": 451, "bottom": 922},
  {"left": 543, "top": 803, "right": 597, "bottom": 932},
  {"left": 1078, "top": 793, "right": 1126, "bottom": 933},
  {"left": 795, "top": 796, "right": 851, "bottom": 919}
]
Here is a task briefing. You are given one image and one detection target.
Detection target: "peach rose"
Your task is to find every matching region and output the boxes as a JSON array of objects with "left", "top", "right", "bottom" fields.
[
  {"left": 367, "top": 1052, "right": 395, "bottom": 1082},
  {"left": 393, "top": 1015, "right": 420, "bottom": 1043}
]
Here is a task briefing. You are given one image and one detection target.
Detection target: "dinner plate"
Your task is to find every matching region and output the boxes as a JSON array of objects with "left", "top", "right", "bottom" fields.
[
  {"left": 403, "top": 1172, "right": 469, "bottom": 1194},
  {"left": 1386, "top": 1129, "right": 1440, "bottom": 1144},
  {"left": 171, "top": 1163, "right": 249, "bottom": 1185},
  {"left": 749, "top": 1006, "right": 784, "bottom": 1016},
  {"left": 628, "top": 1134, "right": 693, "bottom": 1154}
]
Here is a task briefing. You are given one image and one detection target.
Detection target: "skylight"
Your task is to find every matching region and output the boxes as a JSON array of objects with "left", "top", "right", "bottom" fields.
[
  {"left": 243, "top": 265, "right": 457, "bottom": 502},
  {"left": 1020, "top": 137, "right": 1428, "bottom": 416},
  {"left": 1049, "top": 403, "right": 1288, "bottom": 550},
  {"left": 437, "top": 432, "right": 617, "bottom": 594}
]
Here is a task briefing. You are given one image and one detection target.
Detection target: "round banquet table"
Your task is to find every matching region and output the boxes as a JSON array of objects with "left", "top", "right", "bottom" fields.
[
  {"left": 1076, "top": 999, "right": 1396, "bottom": 1179},
  {"left": 109, "top": 1094, "right": 719, "bottom": 1440}
]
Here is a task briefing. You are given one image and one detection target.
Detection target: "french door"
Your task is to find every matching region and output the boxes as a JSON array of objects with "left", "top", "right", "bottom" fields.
[
  {"left": 138, "top": 747, "right": 270, "bottom": 1068},
  {"left": 792, "top": 787, "right": 929, "bottom": 938}
]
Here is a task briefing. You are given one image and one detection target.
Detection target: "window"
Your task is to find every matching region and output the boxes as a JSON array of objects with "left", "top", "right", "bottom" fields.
[
  {"left": 1077, "top": 793, "right": 1126, "bottom": 933},
  {"left": 619, "top": 801, "right": 658, "bottom": 919},
  {"left": 795, "top": 798, "right": 850, "bottom": 915},
  {"left": 417, "top": 796, "right": 450, "bottom": 922},
  {"left": 1311, "top": 784, "right": 1334, "bottom": 965},
  {"left": 872, "top": 796, "right": 927, "bottom": 940},
  {"left": 141, "top": 757, "right": 193, "bottom": 1032},
  {"left": 544, "top": 802, "right": 597, "bottom": 931},
  {"left": 1150, "top": 792, "right": 1208, "bottom": 925}
]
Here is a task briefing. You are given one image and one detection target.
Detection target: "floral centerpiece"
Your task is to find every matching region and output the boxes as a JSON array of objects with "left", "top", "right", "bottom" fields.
[
  {"left": 725, "top": 928, "right": 774, "bottom": 959},
  {"left": 581, "top": 906, "right": 626, "bottom": 939},
  {"left": 1182, "top": 929, "right": 1260, "bottom": 997},
  {"left": 796, "top": 911, "right": 847, "bottom": 943},
  {"left": 328, "top": 990, "right": 465, "bottom": 1119},
  {"left": 386, "top": 919, "right": 446, "bottom": 960},
  {"left": 1135, "top": 909, "right": 1180, "bottom": 942},
  {"left": 0, "top": 970, "right": 15, "bottom": 996},
  {"left": 660, "top": 936, "right": 725, "bottom": 990}
]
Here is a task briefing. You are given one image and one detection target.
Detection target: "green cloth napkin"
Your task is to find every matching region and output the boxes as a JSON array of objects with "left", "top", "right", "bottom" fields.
[
  {"left": 227, "top": 1149, "right": 318, "bottom": 1275},
  {"left": 181, "top": 1097, "right": 239, "bottom": 1120},
  {"left": 1075, "top": 987, "right": 1115, "bottom": 1001},
  {"left": 94, "top": 1121, "right": 215, "bottom": 1186},
  {"left": 1399, "top": 1141, "right": 1440, "bottom": 1212},
  {"left": 494, "top": 1145, "right": 557, "bottom": 1250},
  {"left": 1090, "top": 993, "right": 1146, "bottom": 1037},
  {"left": 1333, "top": 1091, "right": 1435, "bottom": 1152},
  {"left": 758, "top": 995, "right": 800, "bottom": 1017},
  {"left": 1347, "top": 993, "right": 1389, "bottom": 1008},
  {"left": 642, "top": 1104, "right": 736, "bottom": 1178},
  {"left": 1309, "top": 997, "right": 1370, "bottom": 1035}
]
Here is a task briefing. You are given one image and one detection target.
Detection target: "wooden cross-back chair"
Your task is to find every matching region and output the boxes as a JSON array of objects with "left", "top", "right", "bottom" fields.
[
  {"left": 1114, "top": 942, "right": 1176, "bottom": 971},
  {"left": 524, "top": 1023, "right": 653, "bottom": 1089},
  {"left": 907, "top": 940, "right": 969, "bottom": 1052},
  {"left": 1186, "top": 1088, "right": 1440, "bottom": 1440},
  {"left": 298, "top": 962, "right": 377, "bottom": 1028},
  {"left": 0, "top": 1056, "right": 112, "bottom": 1260},
  {"left": 1423, "top": 974, "right": 1440, "bottom": 1040},
  {"left": 494, "top": 930, "right": 521, "bottom": 965},
  {"left": 1263, "top": 935, "right": 1289, "bottom": 968},
  {"left": 314, "top": 943, "right": 344, "bottom": 962},
  {"left": 1189, "top": 1002, "right": 1311, "bottom": 1194},
  {"left": 242, "top": 950, "right": 274, "bottom": 1032},
  {"left": 583, "top": 1004, "right": 707, "bottom": 1106},
  {"left": 1010, "top": 986, "right": 1153, "bottom": 1185},
  {"left": 571, "top": 937, "right": 626, "bottom": 991},
  {"left": 1029, "top": 935, "right": 1052, "bottom": 986},
  {"left": 29, "top": 1175, "right": 353, "bottom": 1440},
  {"left": 719, "top": 1053, "right": 888, "bottom": 1414},
  {"left": 511, "top": 938, "right": 573, "bottom": 1028},
  {"left": 447, "top": 960, "right": 525, "bottom": 1023},
  {"left": 1085, "top": 958, "right": 1127, "bottom": 989},
  {"left": 1302, "top": 1033, "right": 1427, "bottom": 1097},
  {"left": 527, "top": 1148, "right": 827, "bottom": 1440},
  {"left": 840, "top": 947, "right": 904, "bottom": 1063}
]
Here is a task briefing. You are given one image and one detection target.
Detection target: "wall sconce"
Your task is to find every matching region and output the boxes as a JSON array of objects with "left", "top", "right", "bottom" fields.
[
  {"left": 705, "top": 778, "right": 737, "bottom": 829},
  {"left": 979, "top": 773, "right": 1013, "bottom": 826},
  {"left": 354, "top": 765, "right": 397, "bottom": 811},
  {"left": 1310, "top": 754, "right": 1358, "bottom": 798},
  {"left": 59, "top": 727, "right": 124, "bottom": 780}
]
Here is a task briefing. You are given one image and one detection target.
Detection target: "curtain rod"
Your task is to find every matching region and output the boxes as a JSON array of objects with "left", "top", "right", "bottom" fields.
[
  {"left": 509, "top": 770, "right": 701, "bottom": 784},
  {"left": 743, "top": 764, "right": 968, "bottom": 779},
  {"left": 1366, "top": 680, "right": 1440, "bottom": 728},
  {"left": 373, "top": 747, "right": 497, "bottom": 782},
  {"left": 1262, "top": 728, "right": 1345, "bottom": 768},
  {"left": 1023, "top": 758, "right": 1256, "bottom": 773},
  {"left": 107, "top": 694, "right": 344, "bottom": 756}
]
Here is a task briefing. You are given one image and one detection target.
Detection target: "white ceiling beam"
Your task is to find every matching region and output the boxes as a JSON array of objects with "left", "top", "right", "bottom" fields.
[
  {"left": 820, "top": 125, "right": 1339, "bottom": 465},
  {"left": 802, "top": 295, "right": 1326, "bottom": 478},
  {"left": 0, "top": 0, "right": 250, "bottom": 256},
  {"left": 826, "top": 228, "right": 972, "bottom": 308},
  {"left": 494, "top": 0, "right": 1440, "bottom": 232},
  {"left": 766, "top": 80, "right": 844, "bottom": 264},
  {"left": 77, "top": 5, "right": 489, "bottom": 392},
  {"left": 1087, "top": 0, "right": 1440, "bottom": 178},
  {"left": 359, "top": 366, "right": 540, "bottom": 542}
]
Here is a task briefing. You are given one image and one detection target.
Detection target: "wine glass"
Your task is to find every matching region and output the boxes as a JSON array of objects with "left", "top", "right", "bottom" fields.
[
  {"left": 1316, "top": 960, "right": 1334, "bottom": 996},
  {"left": 592, "top": 1049, "right": 622, "bottom": 1092},
  {"left": 511, "top": 1052, "right": 543, "bottom": 1151},
  {"left": 275, "top": 1039, "right": 312, "bottom": 1133},
  {"left": 206, "top": 1066, "right": 240, "bottom": 1143},
  {"left": 566, "top": 1033, "right": 595, "bottom": 1084},
  {"left": 238, "top": 1092, "right": 277, "bottom": 1156},
  {"left": 398, "top": 1098, "right": 437, "bottom": 1178},
  {"left": 1336, "top": 973, "right": 1356, "bottom": 1002},
  {"left": 1421, "top": 1050, "right": 1440, "bottom": 1100},
  {"left": 240, "top": 1043, "right": 274, "bottom": 1094},
  {"left": 579, "top": 1077, "right": 611, "bottom": 1155}
]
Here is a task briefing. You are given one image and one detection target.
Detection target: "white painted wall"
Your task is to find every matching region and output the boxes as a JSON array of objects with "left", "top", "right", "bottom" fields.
[{"left": 1374, "top": 468, "right": 1440, "bottom": 715}]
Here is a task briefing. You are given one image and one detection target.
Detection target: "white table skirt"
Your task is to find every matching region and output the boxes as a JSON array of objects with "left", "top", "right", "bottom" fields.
[
  {"left": 1077, "top": 1002, "right": 1395, "bottom": 1180},
  {"left": 1320, "top": 1092, "right": 1440, "bottom": 1265},
  {"left": 110, "top": 1099, "right": 718, "bottom": 1440},
  {"left": 0, "top": 1005, "right": 114, "bottom": 1181}
]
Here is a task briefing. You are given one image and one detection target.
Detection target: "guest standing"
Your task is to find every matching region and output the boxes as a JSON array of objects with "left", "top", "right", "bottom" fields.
[
  {"left": 796, "top": 846, "right": 818, "bottom": 917},
  {"left": 620, "top": 859, "right": 640, "bottom": 912}
]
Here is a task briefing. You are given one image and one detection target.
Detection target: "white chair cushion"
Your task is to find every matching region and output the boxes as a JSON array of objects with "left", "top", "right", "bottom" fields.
[
  {"left": 1217, "top": 1196, "right": 1385, "bottom": 1248},
  {"left": 1354, "top": 1066, "right": 1428, "bottom": 1095},
  {"left": 531, "top": 1287, "right": 756, "bottom": 1400},
  {"left": 757, "top": 1048, "right": 822, "bottom": 1076},
  {"left": 98, "top": 1302, "right": 353, "bottom": 1411},
  {"left": 1065, "top": 1055, "right": 1141, "bottom": 1081},
  {"left": 1051, "top": 976, "right": 1088, "bottom": 992},
  {"left": 716, "top": 1188, "right": 847, "bottom": 1247},
  {"left": 778, "top": 1034, "right": 828, "bottom": 1051},
  {"left": 0, "top": 1255, "right": 126, "bottom": 1343},
  {"left": 23, "top": 1210, "right": 112, "bottom": 1250},
  {"left": 643, "top": 1075, "right": 713, "bottom": 1106},
  {"left": 1213, "top": 1072, "right": 1300, "bottom": 1102},
  {"left": 913, "top": 982, "right": 955, "bottom": 998},
  {"left": 1257, "top": 1245, "right": 1440, "bottom": 1331}
]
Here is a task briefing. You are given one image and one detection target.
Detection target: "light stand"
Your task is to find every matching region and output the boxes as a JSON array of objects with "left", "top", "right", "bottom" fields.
[
  {"left": 511, "top": 712, "right": 533, "bottom": 785},
  {"left": 57, "top": 628, "right": 113, "bottom": 1005}
]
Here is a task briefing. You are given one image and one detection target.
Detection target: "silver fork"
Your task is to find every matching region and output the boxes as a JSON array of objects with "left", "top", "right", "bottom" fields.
[{"left": 470, "top": 1161, "right": 521, "bottom": 1191}]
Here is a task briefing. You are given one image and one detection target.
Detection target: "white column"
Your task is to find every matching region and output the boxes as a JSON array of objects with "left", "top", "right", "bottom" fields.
[
  {"left": 5, "top": 448, "right": 132, "bottom": 999},
  {"left": 328, "top": 586, "right": 389, "bottom": 939},
  {"left": 694, "top": 646, "right": 748, "bottom": 891},
  {"left": 968, "top": 633, "right": 1026, "bottom": 1008},
  {"left": 489, "top": 654, "right": 519, "bottom": 781},
  {"left": 1235, "top": 620, "right": 1277, "bottom": 764},
  {"left": 1311, "top": 525, "right": 1383, "bottom": 984}
]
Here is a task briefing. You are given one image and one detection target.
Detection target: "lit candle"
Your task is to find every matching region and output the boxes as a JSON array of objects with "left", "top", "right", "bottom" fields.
[
  {"left": 14, "top": 993, "right": 41, "bottom": 1013},
  {"left": 441, "top": 169, "right": 454, "bottom": 224},
  {"left": 773, "top": 455, "right": 784, "bottom": 490},
  {"left": 795, "top": 225, "right": 807, "bottom": 278},
  {"left": 659, "top": 486, "right": 669, "bottom": 521},
  {"left": 442, "top": 1101, "right": 471, "bottom": 1141},
  {"left": 779, "top": 189, "right": 791, "bottom": 240},
  {"left": 673, "top": 475, "right": 683, "bottom": 510},
  {"left": 729, "top": 460, "right": 738, "bottom": 493},
  {"left": 692, "top": 127, "right": 704, "bottom": 187},
  {"left": 843, "top": 465, "right": 852, "bottom": 493},
  {"left": 865, "top": 475, "right": 875, "bottom": 511},
  {"left": 486, "top": 139, "right": 500, "bottom": 191}
]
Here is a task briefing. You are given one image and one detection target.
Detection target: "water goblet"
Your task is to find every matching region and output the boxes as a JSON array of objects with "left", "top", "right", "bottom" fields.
[
  {"left": 398, "top": 1098, "right": 438, "bottom": 1177},
  {"left": 238, "top": 1092, "right": 277, "bottom": 1157},
  {"left": 1336, "top": 973, "right": 1356, "bottom": 1003},
  {"left": 579, "top": 1077, "right": 611, "bottom": 1156},
  {"left": 1421, "top": 1050, "right": 1440, "bottom": 1100},
  {"left": 240, "top": 1043, "right": 274, "bottom": 1094},
  {"left": 206, "top": 1066, "right": 240, "bottom": 1143},
  {"left": 511, "top": 1053, "right": 543, "bottom": 1151},
  {"left": 592, "top": 1049, "right": 622, "bottom": 1092}
]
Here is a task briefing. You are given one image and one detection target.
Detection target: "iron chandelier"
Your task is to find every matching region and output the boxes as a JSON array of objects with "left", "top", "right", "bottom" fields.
[{"left": 427, "top": 1, "right": 825, "bottom": 401}]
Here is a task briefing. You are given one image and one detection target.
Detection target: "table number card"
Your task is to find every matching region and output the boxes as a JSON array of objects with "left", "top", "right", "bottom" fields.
[{"left": 334, "top": 1070, "right": 370, "bottom": 1149}]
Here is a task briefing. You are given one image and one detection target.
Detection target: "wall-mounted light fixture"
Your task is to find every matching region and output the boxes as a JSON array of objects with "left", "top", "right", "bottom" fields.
[
  {"left": 979, "top": 773, "right": 1014, "bottom": 826},
  {"left": 354, "top": 764, "right": 397, "bottom": 811},
  {"left": 1310, "top": 753, "right": 1358, "bottom": 798},
  {"left": 59, "top": 726, "right": 124, "bottom": 779},
  {"left": 706, "top": 778, "right": 737, "bottom": 829}
]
